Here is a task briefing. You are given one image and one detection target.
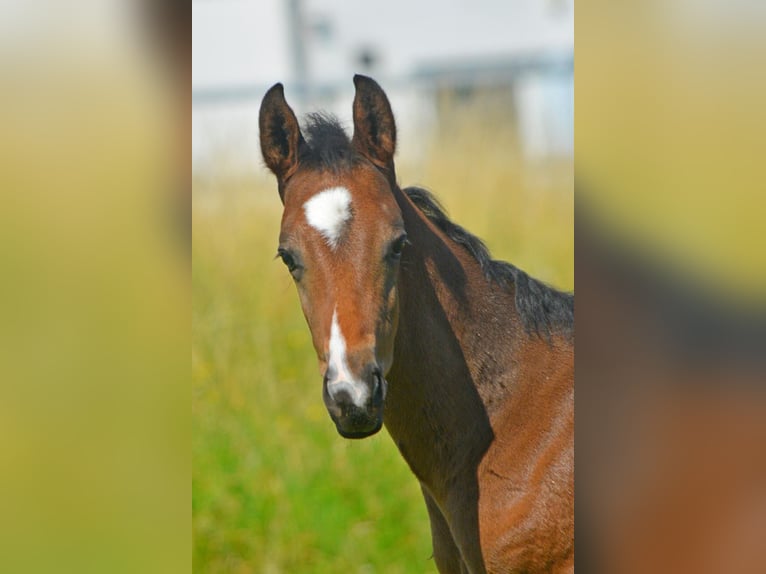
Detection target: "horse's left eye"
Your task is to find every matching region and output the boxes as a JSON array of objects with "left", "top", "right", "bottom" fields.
[{"left": 388, "top": 234, "right": 408, "bottom": 259}]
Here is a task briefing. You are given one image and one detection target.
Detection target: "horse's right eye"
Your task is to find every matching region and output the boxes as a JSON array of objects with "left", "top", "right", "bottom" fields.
[{"left": 277, "top": 249, "right": 299, "bottom": 272}]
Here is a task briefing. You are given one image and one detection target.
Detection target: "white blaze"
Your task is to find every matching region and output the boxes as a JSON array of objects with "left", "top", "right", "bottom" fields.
[
  {"left": 327, "top": 308, "right": 368, "bottom": 406},
  {"left": 303, "top": 187, "right": 352, "bottom": 249}
]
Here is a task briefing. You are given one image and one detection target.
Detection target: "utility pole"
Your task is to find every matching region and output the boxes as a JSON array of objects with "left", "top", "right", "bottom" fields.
[{"left": 286, "top": 0, "right": 309, "bottom": 104}]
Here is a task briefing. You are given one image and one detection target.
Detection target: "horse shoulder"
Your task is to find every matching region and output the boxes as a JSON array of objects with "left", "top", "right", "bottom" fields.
[{"left": 477, "top": 336, "right": 574, "bottom": 572}]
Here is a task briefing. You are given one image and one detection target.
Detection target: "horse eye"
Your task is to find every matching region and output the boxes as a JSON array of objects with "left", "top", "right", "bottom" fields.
[
  {"left": 389, "top": 234, "right": 408, "bottom": 259},
  {"left": 277, "top": 248, "right": 298, "bottom": 272}
]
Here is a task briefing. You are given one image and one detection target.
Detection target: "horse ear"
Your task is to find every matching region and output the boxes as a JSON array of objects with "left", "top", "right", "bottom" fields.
[
  {"left": 259, "top": 83, "right": 305, "bottom": 194},
  {"left": 351, "top": 74, "right": 396, "bottom": 169}
]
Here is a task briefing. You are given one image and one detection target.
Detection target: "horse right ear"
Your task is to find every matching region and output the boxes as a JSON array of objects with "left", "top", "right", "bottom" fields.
[
  {"left": 351, "top": 74, "right": 397, "bottom": 170},
  {"left": 259, "top": 83, "right": 305, "bottom": 195}
]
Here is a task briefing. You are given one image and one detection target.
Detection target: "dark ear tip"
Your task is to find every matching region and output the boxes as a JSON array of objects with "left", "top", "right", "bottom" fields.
[
  {"left": 262, "top": 82, "right": 285, "bottom": 102},
  {"left": 353, "top": 74, "right": 378, "bottom": 89}
]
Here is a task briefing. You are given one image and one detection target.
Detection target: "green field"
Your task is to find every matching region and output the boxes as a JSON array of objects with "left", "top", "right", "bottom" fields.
[{"left": 192, "top": 118, "right": 573, "bottom": 573}]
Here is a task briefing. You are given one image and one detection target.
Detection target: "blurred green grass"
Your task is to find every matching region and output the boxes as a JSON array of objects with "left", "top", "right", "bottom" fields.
[{"left": 193, "top": 117, "right": 573, "bottom": 573}]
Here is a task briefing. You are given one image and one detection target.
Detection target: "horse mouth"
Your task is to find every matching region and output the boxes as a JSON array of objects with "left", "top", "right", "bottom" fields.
[
  {"left": 331, "top": 404, "right": 384, "bottom": 439},
  {"left": 336, "top": 417, "right": 383, "bottom": 439},
  {"left": 324, "top": 371, "right": 386, "bottom": 439}
]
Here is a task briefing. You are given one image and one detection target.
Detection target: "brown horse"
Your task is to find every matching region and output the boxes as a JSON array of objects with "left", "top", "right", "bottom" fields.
[{"left": 259, "top": 75, "right": 574, "bottom": 573}]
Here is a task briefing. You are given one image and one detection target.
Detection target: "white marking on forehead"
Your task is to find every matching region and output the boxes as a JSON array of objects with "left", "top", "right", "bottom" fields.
[
  {"left": 303, "top": 186, "right": 352, "bottom": 249},
  {"left": 327, "top": 308, "right": 368, "bottom": 406}
]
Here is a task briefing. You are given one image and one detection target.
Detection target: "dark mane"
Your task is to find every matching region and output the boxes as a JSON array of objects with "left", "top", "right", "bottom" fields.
[
  {"left": 404, "top": 186, "right": 574, "bottom": 339},
  {"left": 299, "top": 113, "right": 360, "bottom": 171}
]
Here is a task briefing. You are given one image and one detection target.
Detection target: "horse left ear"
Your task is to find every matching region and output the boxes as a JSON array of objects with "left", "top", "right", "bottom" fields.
[{"left": 351, "top": 74, "right": 397, "bottom": 169}]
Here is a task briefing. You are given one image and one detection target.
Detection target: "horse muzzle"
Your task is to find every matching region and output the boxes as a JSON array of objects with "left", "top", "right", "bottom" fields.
[{"left": 322, "top": 363, "right": 386, "bottom": 439}]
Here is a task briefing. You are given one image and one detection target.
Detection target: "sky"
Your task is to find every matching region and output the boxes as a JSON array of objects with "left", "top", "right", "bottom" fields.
[
  {"left": 192, "top": 0, "right": 288, "bottom": 88},
  {"left": 192, "top": 0, "right": 573, "bottom": 90}
]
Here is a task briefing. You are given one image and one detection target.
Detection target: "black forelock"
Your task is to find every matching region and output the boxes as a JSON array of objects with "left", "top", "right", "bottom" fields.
[
  {"left": 299, "top": 113, "right": 361, "bottom": 171},
  {"left": 404, "top": 186, "right": 574, "bottom": 340}
]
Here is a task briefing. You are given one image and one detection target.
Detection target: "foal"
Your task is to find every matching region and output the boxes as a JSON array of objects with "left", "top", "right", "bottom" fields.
[{"left": 259, "top": 75, "right": 574, "bottom": 573}]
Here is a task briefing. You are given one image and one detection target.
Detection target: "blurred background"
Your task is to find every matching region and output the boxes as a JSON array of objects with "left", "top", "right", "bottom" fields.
[
  {"left": 192, "top": 0, "right": 573, "bottom": 172},
  {"left": 192, "top": 1, "right": 572, "bottom": 572},
  {"left": 576, "top": 2, "right": 766, "bottom": 573},
  {"left": 0, "top": 2, "right": 188, "bottom": 573}
]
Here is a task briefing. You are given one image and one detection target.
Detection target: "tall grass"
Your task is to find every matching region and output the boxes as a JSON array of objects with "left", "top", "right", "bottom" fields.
[{"left": 193, "top": 111, "right": 573, "bottom": 573}]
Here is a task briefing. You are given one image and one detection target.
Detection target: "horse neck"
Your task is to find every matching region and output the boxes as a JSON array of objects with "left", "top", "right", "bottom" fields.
[{"left": 383, "top": 186, "right": 523, "bottom": 499}]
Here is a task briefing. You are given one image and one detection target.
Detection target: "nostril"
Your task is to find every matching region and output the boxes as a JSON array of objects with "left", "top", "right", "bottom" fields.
[
  {"left": 371, "top": 368, "right": 385, "bottom": 403},
  {"left": 329, "top": 388, "right": 355, "bottom": 415}
]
